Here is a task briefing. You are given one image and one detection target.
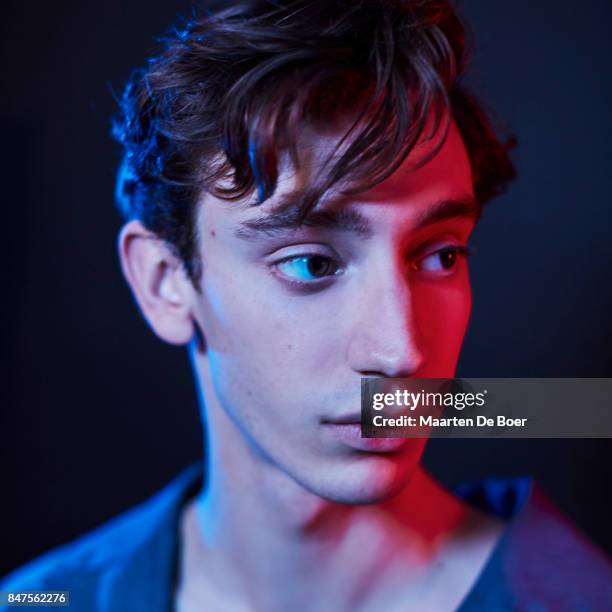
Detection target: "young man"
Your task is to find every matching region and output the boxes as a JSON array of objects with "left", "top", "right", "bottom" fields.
[{"left": 2, "top": 1, "right": 610, "bottom": 610}]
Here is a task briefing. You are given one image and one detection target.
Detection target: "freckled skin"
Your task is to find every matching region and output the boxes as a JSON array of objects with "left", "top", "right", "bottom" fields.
[{"left": 188, "top": 121, "right": 475, "bottom": 505}]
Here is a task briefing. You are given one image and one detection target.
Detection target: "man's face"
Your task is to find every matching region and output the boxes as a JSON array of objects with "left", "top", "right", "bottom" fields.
[{"left": 190, "top": 121, "right": 476, "bottom": 504}]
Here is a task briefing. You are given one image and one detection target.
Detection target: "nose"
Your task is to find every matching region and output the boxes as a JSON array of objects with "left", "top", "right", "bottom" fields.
[{"left": 347, "top": 264, "right": 424, "bottom": 378}]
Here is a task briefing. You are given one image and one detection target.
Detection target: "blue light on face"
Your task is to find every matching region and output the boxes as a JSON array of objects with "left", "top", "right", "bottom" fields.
[{"left": 277, "top": 255, "right": 338, "bottom": 282}]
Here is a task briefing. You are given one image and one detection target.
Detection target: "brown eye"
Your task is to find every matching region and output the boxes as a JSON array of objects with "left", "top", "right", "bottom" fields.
[
  {"left": 277, "top": 254, "right": 339, "bottom": 281},
  {"left": 416, "top": 246, "right": 469, "bottom": 274},
  {"left": 438, "top": 248, "right": 458, "bottom": 269},
  {"left": 307, "top": 255, "right": 336, "bottom": 277}
]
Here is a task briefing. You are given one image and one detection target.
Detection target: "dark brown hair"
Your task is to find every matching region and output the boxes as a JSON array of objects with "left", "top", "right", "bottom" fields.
[{"left": 113, "top": 0, "right": 515, "bottom": 283}]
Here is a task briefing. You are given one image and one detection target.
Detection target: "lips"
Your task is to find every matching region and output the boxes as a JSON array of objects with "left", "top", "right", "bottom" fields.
[
  {"left": 323, "top": 413, "right": 362, "bottom": 425},
  {"left": 321, "top": 422, "right": 408, "bottom": 453}
]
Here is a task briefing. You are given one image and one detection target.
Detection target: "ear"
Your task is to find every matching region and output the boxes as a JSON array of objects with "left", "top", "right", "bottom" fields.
[{"left": 118, "top": 220, "right": 195, "bottom": 346}]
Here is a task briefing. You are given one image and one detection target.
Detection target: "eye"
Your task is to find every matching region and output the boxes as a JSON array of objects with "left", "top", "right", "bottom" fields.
[
  {"left": 276, "top": 254, "right": 340, "bottom": 283},
  {"left": 414, "top": 246, "right": 470, "bottom": 275}
]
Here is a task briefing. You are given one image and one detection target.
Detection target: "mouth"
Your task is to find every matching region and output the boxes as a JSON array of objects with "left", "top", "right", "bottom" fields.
[
  {"left": 323, "top": 413, "right": 362, "bottom": 425},
  {"left": 321, "top": 420, "right": 408, "bottom": 453}
]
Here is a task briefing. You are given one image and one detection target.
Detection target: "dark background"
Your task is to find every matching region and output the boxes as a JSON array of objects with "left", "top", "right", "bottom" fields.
[{"left": 1, "top": 0, "right": 611, "bottom": 576}]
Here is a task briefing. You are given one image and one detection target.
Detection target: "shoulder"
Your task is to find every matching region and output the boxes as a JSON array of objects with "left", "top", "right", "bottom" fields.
[
  {"left": 0, "top": 466, "right": 200, "bottom": 611},
  {"left": 462, "top": 482, "right": 612, "bottom": 611},
  {"left": 506, "top": 486, "right": 612, "bottom": 600}
]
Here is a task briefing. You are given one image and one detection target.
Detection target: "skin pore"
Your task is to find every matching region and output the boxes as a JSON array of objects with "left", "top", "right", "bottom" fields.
[{"left": 119, "top": 120, "right": 504, "bottom": 611}]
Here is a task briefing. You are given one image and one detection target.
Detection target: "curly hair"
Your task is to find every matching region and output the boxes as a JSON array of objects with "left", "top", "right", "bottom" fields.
[{"left": 112, "top": 0, "right": 515, "bottom": 285}]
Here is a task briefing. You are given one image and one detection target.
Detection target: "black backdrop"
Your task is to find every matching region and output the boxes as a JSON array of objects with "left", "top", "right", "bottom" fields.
[{"left": 2, "top": 1, "right": 611, "bottom": 577}]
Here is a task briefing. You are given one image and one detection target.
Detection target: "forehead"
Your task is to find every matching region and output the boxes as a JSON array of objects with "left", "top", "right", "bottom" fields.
[
  {"left": 198, "top": 119, "right": 474, "bottom": 233},
  {"left": 354, "top": 121, "right": 473, "bottom": 207}
]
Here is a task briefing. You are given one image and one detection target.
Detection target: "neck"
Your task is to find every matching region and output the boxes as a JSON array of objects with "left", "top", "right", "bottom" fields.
[{"left": 179, "top": 387, "right": 474, "bottom": 612}]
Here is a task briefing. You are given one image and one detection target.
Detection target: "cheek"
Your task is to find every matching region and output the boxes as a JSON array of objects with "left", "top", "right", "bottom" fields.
[
  {"left": 197, "top": 260, "right": 336, "bottom": 415},
  {"left": 196, "top": 276, "right": 298, "bottom": 441},
  {"left": 414, "top": 276, "right": 472, "bottom": 373}
]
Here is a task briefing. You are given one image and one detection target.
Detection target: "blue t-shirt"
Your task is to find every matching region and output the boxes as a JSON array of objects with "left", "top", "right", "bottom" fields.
[{"left": 2, "top": 465, "right": 611, "bottom": 611}]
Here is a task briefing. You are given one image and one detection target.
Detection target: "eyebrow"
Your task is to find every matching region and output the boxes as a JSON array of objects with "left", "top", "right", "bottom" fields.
[
  {"left": 413, "top": 196, "right": 481, "bottom": 230},
  {"left": 234, "top": 205, "right": 373, "bottom": 239},
  {"left": 233, "top": 195, "right": 480, "bottom": 240}
]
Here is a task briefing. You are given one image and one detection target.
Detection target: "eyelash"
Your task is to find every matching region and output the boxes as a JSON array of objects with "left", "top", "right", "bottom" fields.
[
  {"left": 273, "top": 253, "right": 342, "bottom": 291},
  {"left": 411, "top": 245, "right": 471, "bottom": 276}
]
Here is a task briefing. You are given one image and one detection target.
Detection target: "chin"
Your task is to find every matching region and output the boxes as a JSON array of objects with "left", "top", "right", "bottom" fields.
[{"left": 300, "top": 452, "right": 420, "bottom": 505}]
